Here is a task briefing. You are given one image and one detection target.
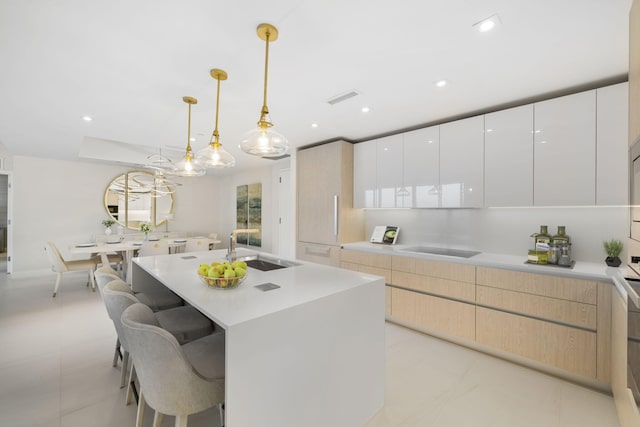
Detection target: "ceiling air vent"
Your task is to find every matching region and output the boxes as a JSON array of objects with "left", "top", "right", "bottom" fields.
[{"left": 327, "top": 90, "right": 360, "bottom": 105}]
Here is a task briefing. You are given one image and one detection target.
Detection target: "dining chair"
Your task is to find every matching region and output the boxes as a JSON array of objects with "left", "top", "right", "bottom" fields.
[
  {"left": 184, "top": 237, "right": 210, "bottom": 253},
  {"left": 138, "top": 239, "right": 169, "bottom": 257},
  {"left": 121, "top": 302, "right": 225, "bottom": 427},
  {"left": 102, "top": 280, "right": 215, "bottom": 399},
  {"left": 45, "top": 241, "right": 98, "bottom": 297}
]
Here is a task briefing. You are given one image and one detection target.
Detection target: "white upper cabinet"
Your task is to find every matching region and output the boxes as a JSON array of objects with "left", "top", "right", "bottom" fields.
[
  {"left": 376, "top": 135, "right": 405, "bottom": 208},
  {"left": 596, "top": 82, "right": 628, "bottom": 206},
  {"left": 353, "top": 140, "right": 377, "bottom": 208},
  {"left": 484, "top": 105, "right": 534, "bottom": 207},
  {"left": 440, "top": 116, "right": 485, "bottom": 207},
  {"left": 404, "top": 126, "right": 440, "bottom": 208},
  {"left": 533, "top": 90, "right": 596, "bottom": 206}
]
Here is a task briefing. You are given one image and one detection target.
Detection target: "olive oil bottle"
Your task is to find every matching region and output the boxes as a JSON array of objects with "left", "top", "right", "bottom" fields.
[{"left": 551, "top": 226, "right": 570, "bottom": 244}]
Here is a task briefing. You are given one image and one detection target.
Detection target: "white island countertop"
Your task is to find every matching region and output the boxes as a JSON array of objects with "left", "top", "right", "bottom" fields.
[
  {"left": 133, "top": 247, "right": 382, "bottom": 329},
  {"left": 131, "top": 247, "right": 385, "bottom": 427},
  {"left": 342, "top": 241, "right": 627, "bottom": 283}
]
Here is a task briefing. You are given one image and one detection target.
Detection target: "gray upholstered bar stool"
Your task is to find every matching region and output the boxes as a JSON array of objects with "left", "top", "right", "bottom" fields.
[
  {"left": 94, "top": 266, "right": 184, "bottom": 371},
  {"left": 94, "top": 266, "right": 183, "bottom": 311},
  {"left": 102, "top": 280, "right": 214, "bottom": 396},
  {"left": 121, "top": 303, "right": 225, "bottom": 427}
]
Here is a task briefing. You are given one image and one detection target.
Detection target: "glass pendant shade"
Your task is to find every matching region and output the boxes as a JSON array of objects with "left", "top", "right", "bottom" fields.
[
  {"left": 198, "top": 68, "right": 235, "bottom": 168},
  {"left": 198, "top": 141, "right": 236, "bottom": 168},
  {"left": 241, "top": 125, "right": 288, "bottom": 157},
  {"left": 173, "top": 96, "right": 206, "bottom": 177},
  {"left": 173, "top": 149, "right": 205, "bottom": 176},
  {"left": 242, "top": 23, "right": 289, "bottom": 158}
]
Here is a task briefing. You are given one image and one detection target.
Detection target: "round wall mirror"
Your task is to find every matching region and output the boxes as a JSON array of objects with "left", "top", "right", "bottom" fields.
[{"left": 104, "top": 171, "right": 175, "bottom": 230}]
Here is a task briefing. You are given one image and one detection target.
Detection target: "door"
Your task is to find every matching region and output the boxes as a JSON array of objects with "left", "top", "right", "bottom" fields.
[{"left": 277, "top": 168, "right": 294, "bottom": 258}]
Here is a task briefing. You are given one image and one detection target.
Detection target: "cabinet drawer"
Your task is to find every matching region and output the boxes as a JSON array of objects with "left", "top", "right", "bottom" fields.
[
  {"left": 477, "top": 285, "right": 596, "bottom": 329},
  {"left": 341, "top": 249, "right": 392, "bottom": 269},
  {"left": 476, "top": 307, "right": 597, "bottom": 378},
  {"left": 392, "top": 270, "right": 475, "bottom": 303},
  {"left": 340, "top": 261, "right": 391, "bottom": 283},
  {"left": 476, "top": 267, "right": 597, "bottom": 304},
  {"left": 391, "top": 288, "right": 475, "bottom": 341},
  {"left": 392, "top": 256, "right": 476, "bottom": 283},
  {"left": 296, "top": 242, "right": 341, "bottom": 267}
]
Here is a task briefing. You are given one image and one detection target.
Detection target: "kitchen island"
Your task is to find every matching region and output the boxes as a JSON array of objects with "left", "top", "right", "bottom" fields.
[{"left": 131, "top": 248, "right": 385, "bottom": 427}]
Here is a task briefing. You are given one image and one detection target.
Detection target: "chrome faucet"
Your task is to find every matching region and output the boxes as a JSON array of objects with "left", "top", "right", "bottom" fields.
[{"left": 227, "top": 228, "right": 260, "bottom": 263}]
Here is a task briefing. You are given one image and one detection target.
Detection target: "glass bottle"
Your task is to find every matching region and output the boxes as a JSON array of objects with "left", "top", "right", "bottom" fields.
[
  {"left": 534, "top": 225, "right": 551, "bottom": 251},
  {"left": 552, "top": 226, "right": 570, "bottom": 244}
]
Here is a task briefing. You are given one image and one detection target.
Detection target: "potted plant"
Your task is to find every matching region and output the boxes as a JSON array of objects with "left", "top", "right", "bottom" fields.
[
  {"left": 102, "top": 219, "right": 116, "bottom": 235},
  {"left": 140, "top": 222, "right": 152, "bottom": 241},
  {"left": 603, "top": 239, "right": 624, "bottom": 267}
]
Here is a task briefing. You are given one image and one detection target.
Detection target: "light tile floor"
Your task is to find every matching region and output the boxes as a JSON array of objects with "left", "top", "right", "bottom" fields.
[{"left": 0, "top": 269, "right": 622, "bottom": 427}]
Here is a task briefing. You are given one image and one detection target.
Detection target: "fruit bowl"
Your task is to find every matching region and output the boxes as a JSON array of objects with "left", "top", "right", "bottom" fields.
[{"left": 198, "top": 273, "right": 247, "bottom": 289}]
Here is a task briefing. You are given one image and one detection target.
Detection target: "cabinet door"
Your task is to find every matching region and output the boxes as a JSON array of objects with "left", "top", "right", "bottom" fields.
[
  {"left": 597, "top": 83, "right": 628, "bottom": 206},
  {"left": 375, "top": 135, "right": 405, "bottom": 208},
  {"left": 353, "top": 140, "right": 377, "bottom": 208},
  {"left": 297, "top": 142, "right": 342, "bottom": 245},
  {"left": 404, "top": 126, "right": 440, "bottom": 208},
  {"left": 534, "top": 91, "right": 596, "bottom": 206},
  {"left": 440, "top": 116, "right": 484, "bottom": 207},
  {"left": 484, "top": 105, "right": 534, "bottom": 206}
]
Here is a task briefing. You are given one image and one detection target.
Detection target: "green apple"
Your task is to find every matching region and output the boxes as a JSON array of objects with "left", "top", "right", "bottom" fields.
[
  {"left": 215, "top": 264, "right": 226, "bottom": 275},
  {"left": 224, "top": 268, "right": 236, "bottom": 279},
  {"left": 207, "top": 268, "right": 220, "bottom": 278},
  {"left": 197, "top": 263, "right": 210, "bottom": 276},
  {"left": 232, "top": 260, "right": 247, "bottom": 269},
  {"left": 234, "top": 267, "right": 246, "bottom": 277}
]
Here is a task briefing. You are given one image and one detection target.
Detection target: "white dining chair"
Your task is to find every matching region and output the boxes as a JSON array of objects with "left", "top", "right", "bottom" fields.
[
  {"left": 45, "top": 241, "right": 98, "bottom": 297},
  {"left": 121, "top": 303, "right": 225, "bottom": 427},
  {"left": 183, "top": 237, "right": 210, "bottom": 253},
  {"left": 137, "top": 239, "right": 169, "bottom": 257}
]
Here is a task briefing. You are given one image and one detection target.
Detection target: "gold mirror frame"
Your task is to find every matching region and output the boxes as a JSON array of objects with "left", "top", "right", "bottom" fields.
[{"left": 104, "top": 171, "right": 175, "bottom": 230}]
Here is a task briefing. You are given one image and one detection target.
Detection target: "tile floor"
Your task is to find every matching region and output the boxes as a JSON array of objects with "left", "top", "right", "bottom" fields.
[{"left": 0, "top": 268, "right": 622, "bottom": 427}]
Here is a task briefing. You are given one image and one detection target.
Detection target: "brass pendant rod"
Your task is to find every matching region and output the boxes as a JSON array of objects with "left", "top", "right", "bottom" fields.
[
  {"left": 186, "top": 102, "right": 193, "bottom": 153},
  {"left": 213, "top": 76, "right": 221, "bottom": 145},
  {"left": 261, "top": 28, "right": 270, "bottom": 115}
]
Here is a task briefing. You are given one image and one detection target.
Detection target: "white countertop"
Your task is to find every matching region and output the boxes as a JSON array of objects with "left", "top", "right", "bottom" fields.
[
  {"left": 133, "top": 247, "right": 383, "bottom": 329},
  {"left": 342, "top": 241, "right": 628, "bottom": 283}
]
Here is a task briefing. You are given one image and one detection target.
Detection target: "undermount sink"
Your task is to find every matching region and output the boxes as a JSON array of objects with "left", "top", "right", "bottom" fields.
[
  {"left": 236, "top": 254, "right": 301, "bottom": 271},
  {"left": 400, "top": 246, "right": 481, "bottom": 259}
]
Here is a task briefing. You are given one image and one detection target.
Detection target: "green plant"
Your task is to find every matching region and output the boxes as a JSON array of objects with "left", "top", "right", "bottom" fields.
[
  {"left": 603, "top": 239, "right": 624, "bottom": 258},
  {"left": 139, "top": 222, "right": 152, "bottom": 233},
  {"left": 102, "top": 219, "right": 115, "bottom": 228}
]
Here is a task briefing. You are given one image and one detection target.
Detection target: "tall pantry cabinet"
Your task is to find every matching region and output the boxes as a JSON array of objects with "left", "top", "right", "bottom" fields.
[{"left": 296, "top": 140, "right": 364, "bottom": 266}]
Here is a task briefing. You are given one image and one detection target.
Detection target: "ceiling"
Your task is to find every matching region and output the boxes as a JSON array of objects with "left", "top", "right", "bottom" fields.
[{"left": 0, "top": 0, "right": 632, "bottom": 175}]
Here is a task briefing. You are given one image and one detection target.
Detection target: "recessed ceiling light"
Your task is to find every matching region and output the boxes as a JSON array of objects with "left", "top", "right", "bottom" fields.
[
  {"left": 361, "top": 107, "right": 370, "bottom": 113},
  {"left": 486, "top": 129, "right": 493, "bottom": 132},
  {"left": 189, "top": 137, "right": 196, "bottom": 142},
  {"left": 311, "top": 123, "right": 318, "bottom": 128},
  {"left": 435, "top": 80, "right": 447, "bottom": 88},
  {"left": 82, "top": 115, "right": 93, "bottom": 122},
  {"left": 473, "top": 14, "right": 501, "bottom": 33}
]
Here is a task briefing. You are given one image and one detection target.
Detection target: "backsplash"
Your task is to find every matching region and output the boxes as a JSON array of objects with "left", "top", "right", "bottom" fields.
[{"left": 364, "top": 206, "right": 628, "bottom": 263}]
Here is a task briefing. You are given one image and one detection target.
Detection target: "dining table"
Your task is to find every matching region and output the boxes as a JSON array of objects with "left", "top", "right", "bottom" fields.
[{"left": 69, "top": 237, "right": 205, "bottom": 281}]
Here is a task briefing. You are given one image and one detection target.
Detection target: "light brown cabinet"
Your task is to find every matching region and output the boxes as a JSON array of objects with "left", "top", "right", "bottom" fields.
[
  {"left": 476, "top": 267, "right": 609, "bottom": 381},
  {"left": 340, "top": 248, "right": 392, "bottom": 315},
  {"left": 389, "top": 255, "right": 476, "bottom": 340},
  {"left": 296, "top": 141, "right": 364, "bottom": 266}
]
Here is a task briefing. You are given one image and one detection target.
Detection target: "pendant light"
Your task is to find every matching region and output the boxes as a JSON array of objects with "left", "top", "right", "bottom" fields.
[
  {"left": 173, "top": 96, "right": 206, "bottom": 177},
  {"left": 240, "top": 23, "right": 289, "bottom": 157},
  {"left": 197, "top": 68, "right": 235, "bottom": 168}
]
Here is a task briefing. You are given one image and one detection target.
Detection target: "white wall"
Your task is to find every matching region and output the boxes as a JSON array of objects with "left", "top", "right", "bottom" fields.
[
  {"left": 364, "top": 206, "right": 629, "bottom": 263},
  {"left": 12, "top": 156, "right": 221, "bottom": 273},
  {"left": 216, "top": 158, "right": 290, "bottom": 253}
]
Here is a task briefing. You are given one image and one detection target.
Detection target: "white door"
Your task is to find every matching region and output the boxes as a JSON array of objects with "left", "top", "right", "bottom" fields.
[{"left": 277, "top": 168, "right": 294, "bottom": 258}]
